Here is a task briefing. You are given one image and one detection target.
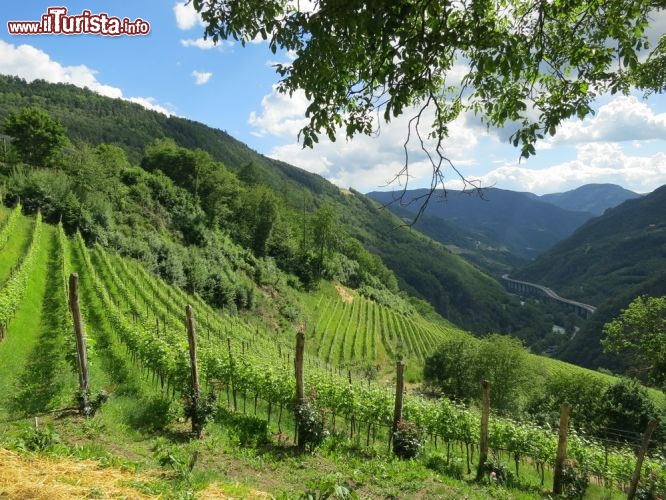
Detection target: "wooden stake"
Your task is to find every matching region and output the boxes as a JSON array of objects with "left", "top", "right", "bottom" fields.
[
  {"left": 186, "top": 304, "right": 202, "bottom": 437},
  {"left": 627, "top": 419, "right": 658, "bottom": 500},
  {"left": 476, "top": 380, "right": 490, "bottom": 481},
  {"left": 390, "top": 357, "right": 405, "bottom": 453},
  {"left": 69, "top": 273, "right": 90, "bottom": 416},
  {"left": 295, "top": 325, "right": 306, "bottom": 451},
  {"left": 553, "top": 402, "right": 572, "bottom": 495}
]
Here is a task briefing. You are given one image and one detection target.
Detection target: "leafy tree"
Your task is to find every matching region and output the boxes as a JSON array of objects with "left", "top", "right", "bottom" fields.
[
  {"left": 473, "top": 334, "right": 530, "bottom": 413},
  {"left": 237, "top": 161, "right": 262, "bottom": 186},
  {"left": 424, "top": 334, "right": 530, "bottom": 411},
  {"left": 192, "top": 0, "right": 665, "bottom": 192},
  {"left": 602, "top": 295, "right": 666, "bottom": 388},
  {"left": 3, "top": 107, "right": 68, "bottom": 166},
  {"left": 141, "top": 139, "right": 240, "bottom": 226},
  {"left": 235, "top": 186, "right": 280, "bottom": 257},
  {"left": 423, "top": 335, "right": 478, "bottom": 402},
  {"left": 526, "top": 371, "right": 608, "bottom": 434},
  {"left": 311, "top": 203, "right": 340, "bottom": 278},
  {"left": 599, "top": 378, "right": 663, "bottom": 445}
]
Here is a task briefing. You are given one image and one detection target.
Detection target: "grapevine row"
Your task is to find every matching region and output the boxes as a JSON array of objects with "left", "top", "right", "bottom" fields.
[
  {"left": 0, "top": 212, "right": 42, "bottom": 338},
  {"left": 0, "top": 203, "right": 21, "bottom": 251}
]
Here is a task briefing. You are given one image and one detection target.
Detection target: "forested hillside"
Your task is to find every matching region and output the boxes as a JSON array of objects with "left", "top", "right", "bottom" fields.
[
  {"left": 515, "top": 185, "right": 666, "bottom": 306},
  {"left": 515, "top": 186, "right": 666, "bottom": 370},
  {"left": 0, "top": 75, "right": 542, "bottom": 337}
]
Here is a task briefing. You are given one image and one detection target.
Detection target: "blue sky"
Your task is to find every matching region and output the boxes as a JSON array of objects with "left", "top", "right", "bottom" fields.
[{"left": 1, "top": 1, "right": 666, "bottom": 195}]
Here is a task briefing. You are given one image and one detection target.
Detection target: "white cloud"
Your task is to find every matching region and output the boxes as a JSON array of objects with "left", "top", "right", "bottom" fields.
[
  {"left": 173, "top": 2, "right": 203, "bottom": 30},
  {"left": 248, "top": 86, "right": 309, "bottom": 137},
  {"left": 248, "top": 83, "right": 666, "bottom": 194},
  {"left": 192, "top": 70, "right": 213, "bottom": 85},
  {"left": 249, "top": 86, "right": 479, "bottom": 190},
  {"left": 549, "top": 95, "right": 666, "bottom": 145},
  {"left": 0, "top": 40, "right": 171, "bottom": 115},
  {"left": 126, "top": 97, "right": 172, "bottom": 115},
  {"left": 180, "top": 38, "right": 234, "bottom": 51},
  {"left": 479, "top": 143, "right": 666, "bottom": 194}
]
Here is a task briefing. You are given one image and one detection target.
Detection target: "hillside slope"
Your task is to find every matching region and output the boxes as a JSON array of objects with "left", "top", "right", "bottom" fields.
[
  {"left": 514, "top": 185, "right": 666, "bottom": 370},
  {"left": 0, "top": 74, "right": 534, "bottom": 336},
  {"left": 515, "top": 184, "right": 666, "bottom": 305}
]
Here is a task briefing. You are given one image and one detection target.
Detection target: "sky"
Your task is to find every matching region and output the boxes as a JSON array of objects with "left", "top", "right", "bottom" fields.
[{"left": 1, "top": 2, "right": 666, "bottom": 195}]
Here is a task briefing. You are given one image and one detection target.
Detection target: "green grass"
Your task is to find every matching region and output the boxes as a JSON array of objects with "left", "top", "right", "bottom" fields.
[
  {"left": 8, "top": 227, "right": 79, "bottom": 416},
  {"left": 0, "top": 223, "right": 53, "bottom": 417}
]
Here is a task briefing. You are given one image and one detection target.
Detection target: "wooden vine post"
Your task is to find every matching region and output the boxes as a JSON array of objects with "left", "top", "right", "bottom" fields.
[
  {"left": 69, "top": 273, "right": 90, "bottom": 416},
  {"left": 476, "top": 380, "right": 490, "bottom": 481},
  {"left": 553, "top": 402, "right": 572, "bottom": 495},
  {"left": 294, "top": 325, "right": 306, "bottom": 451},
  {"left": 627, "top": 418, "right": 658, "bottom": 500},
  {"left": 185, "top": 304, "right": 202, "bottom": 438},
  {"left": 389, "top": 357, "right": 405, "bottom": 453}
]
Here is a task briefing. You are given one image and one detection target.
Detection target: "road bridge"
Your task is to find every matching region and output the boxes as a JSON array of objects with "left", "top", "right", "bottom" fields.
[{"left": 501, "top": 275, "right": 597, "bottom": 319}]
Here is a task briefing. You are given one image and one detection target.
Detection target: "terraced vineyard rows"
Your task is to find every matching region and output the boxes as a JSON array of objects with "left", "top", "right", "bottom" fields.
[{"left": 308, "top": 293, "right": 457, "bottom": 367}]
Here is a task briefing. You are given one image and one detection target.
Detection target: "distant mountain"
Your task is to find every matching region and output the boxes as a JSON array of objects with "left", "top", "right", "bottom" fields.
[
  {"left": 513, "top": 185, "right": 666, "bottom": 370},
  {"left": 539, "top": 184, "right": 640, "bottom": 216},
  {"left": 514, "top": 184, "right": 666, "bottom": 305},
  {"left": 367, "top": 187, "right": 594, "bottom": 262}
]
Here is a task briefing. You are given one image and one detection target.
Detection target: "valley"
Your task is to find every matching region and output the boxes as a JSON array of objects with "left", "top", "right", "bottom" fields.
[{"left": 0, "top": 76, "right": 664, "bottom": 499}]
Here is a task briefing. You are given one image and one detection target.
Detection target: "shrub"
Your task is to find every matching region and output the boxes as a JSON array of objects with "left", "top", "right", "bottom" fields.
[
  {"left": 392, "top": 420, "right": 422, "bottom": 460},
  {"left": 481, "top": 456, "right": 514, "bottom": 486},
  {"left": 296, "top": 401, "right": 328, "bottom": 453},
  {"left": 561, "top": 459, "right": 589, "bottom": 499}
]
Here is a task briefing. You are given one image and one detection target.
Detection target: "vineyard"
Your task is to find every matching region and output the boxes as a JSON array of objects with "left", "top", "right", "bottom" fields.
[
  {"left": 304, "top": 288, "right": 460, "bottom": 368},
  {"left": 0, "top": 206, "right": 664, "bottom": 498}
]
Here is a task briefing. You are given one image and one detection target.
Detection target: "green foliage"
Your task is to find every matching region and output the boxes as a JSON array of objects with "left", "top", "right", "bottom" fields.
[
  {"left": 128, "top": 396, "right": 180, "bottom": 433},
  {"left": 423, "top": 336, "right": 478, "bottom": 402},
  {"left": 15, "top": 423, "right": 60, "bottom": 452},
  {"left": 296, "top": 401, "right": 328, "bottom": 453},
  {"left": 183, "top": 392, "right": 217, "bottom": 438},
  {"left": 216, "top": 406, "right": 270, "bottom": 447},
  {"left": 424, "top": 454, "right": 464, "bottom": 480},
  {"left": 0, "top": 211, "right": 42, "bottom": 335},
  {"left": 152, "top": 438, "right": 199, "bottom": 485},
  {"left": 424, "top": 334, "right": 530, "bottom": 412},
  {"left": 560, "top": 460, "right": 589, "bottom": 499},
  {"left": 480, "top": 456, "right": 514, "bottom": 486},
  {"left": 526, "top": 371, "right": 608, "bottom": 435},
  {"left": 312, "top": 203, "right": 340, "bottom": 279},
  {"left": 603, "top": 295, "right": 666, "bottom": 388},
  {"left": 392, "top": 420, "right": 422, "bottom": 460},
  {"left": 636, "top": 466, "right": 666, "bottom": 500},
  {"left": 3, "top": 107, "right": 68, "bottom": 166},
  {"left": 599, "top": 378, "right": 663, "bottom": 444},
  {"left": 193, "top": 0, "right": 661, "bottom": 183},
  {"left": 0, "top": 202, "right": 21, "bottom": 250},
  {"left": 299, "top": 474, "right": 359, "bottom": 499}
]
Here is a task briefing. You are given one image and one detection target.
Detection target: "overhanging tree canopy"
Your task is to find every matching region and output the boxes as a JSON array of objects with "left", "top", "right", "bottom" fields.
[{"left": 192, "top": 0, "right": 665, "bottom": 198}]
